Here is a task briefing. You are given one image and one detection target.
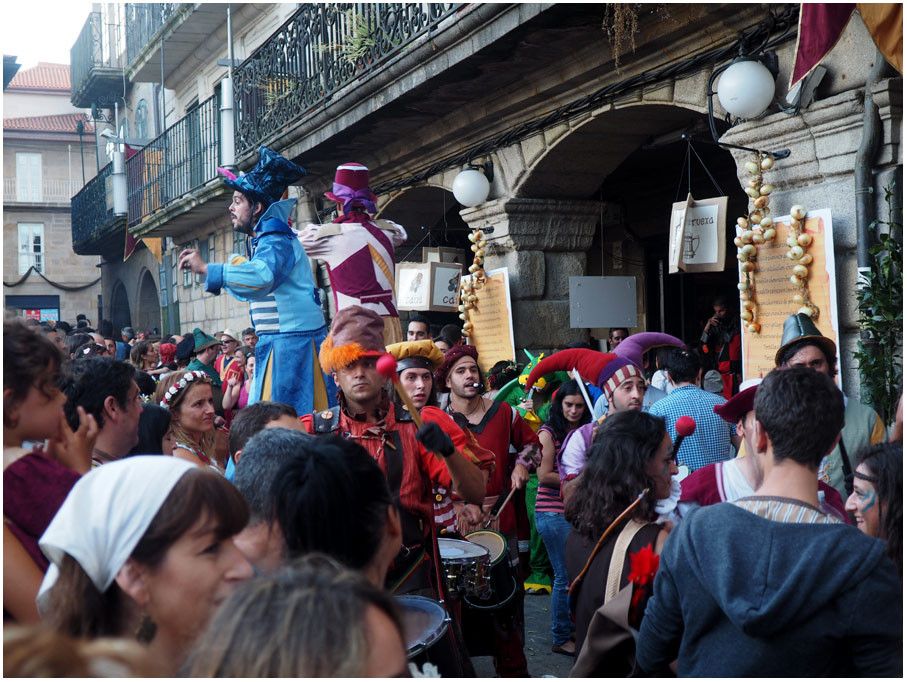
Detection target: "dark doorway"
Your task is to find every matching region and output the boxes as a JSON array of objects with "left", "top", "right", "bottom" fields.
[
  {"left": 110, "top": 280, "right": 132, "bottom": 332},
  {"left": 594, "top": 132, "right": 747, "bottom": 346}
]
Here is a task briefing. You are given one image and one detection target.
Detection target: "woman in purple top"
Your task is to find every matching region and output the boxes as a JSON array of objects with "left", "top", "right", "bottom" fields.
[
  {"left": 3, "top": 320, "right": 97, "bottom": 623},
  {"left": 535, "top": 379, "right": 591, "bottom": 655}
]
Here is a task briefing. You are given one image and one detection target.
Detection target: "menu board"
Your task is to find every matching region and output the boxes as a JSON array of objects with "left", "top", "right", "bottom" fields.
[
  {"left": 463, "top": 267, "right": 516, "bottom": 375},
  {"left": 741, "top": 209, "right": 840, "bottom": 381}
]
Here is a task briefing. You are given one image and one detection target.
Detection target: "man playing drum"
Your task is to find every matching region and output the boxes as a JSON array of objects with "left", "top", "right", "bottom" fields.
[
  {"left": 436, "top": 344, "right": 541, "bottom": 678},
  {"left": 300, "top": 306, "right": 485, "bottom": 675}
]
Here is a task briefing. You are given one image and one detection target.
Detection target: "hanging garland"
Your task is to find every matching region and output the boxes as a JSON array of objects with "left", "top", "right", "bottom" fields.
[
  {"left": 735, "top": 152, "right": 777, "bottom": 334},
  {"left": 458, "top": 227, "right": 488, "bottom": 338},
  {"left": 785, "top": 204, "right": 818, "bottom": 318},
  {"left": 3, "top": 266, "right": 102, "bottom": 292}
]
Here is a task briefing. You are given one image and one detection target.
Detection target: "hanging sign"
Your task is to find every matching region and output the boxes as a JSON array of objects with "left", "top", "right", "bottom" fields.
[
  {"left": 668, "top": 193, "right": 728, "bottom": 273},
  {"left": 741, "top": 208, "right": 840, "bottom": 381},
  {"left": 396, "top": 262, "right": 432, "bottom": 311}
]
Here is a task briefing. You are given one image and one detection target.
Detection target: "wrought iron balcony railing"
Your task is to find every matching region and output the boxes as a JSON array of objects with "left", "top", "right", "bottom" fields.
[
  {"left": 233, "top": 3, "right": 459, "bottom": 156},
  {"left": 126, "top": 94, "right": 220, "bottom": 227},
  {"left": 125, "top": 3, "right": 182, "bottom": 67},
  {"left": 71, "top": 162, "right": 126, "bottom": 256},
  {"left": 71, "top": 11, "right": 124, "bottom": 108}
]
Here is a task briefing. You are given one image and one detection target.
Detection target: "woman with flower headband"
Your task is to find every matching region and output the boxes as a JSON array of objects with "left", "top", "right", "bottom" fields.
[{"left": 155, "top": 371, "right": 220, "bottom": 472}]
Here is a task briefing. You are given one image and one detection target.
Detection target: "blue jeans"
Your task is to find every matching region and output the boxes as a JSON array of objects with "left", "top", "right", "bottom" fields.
[{"left": 535, "top": 511, "right": 573, "bottom": 645}]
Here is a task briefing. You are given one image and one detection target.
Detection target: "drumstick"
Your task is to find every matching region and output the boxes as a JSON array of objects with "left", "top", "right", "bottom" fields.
[
  {"left": 483, "top": 486, "right": 518, "bottom": 528},
  {"left": 376, "top": 354, "right": 423, "bottom": 428}
]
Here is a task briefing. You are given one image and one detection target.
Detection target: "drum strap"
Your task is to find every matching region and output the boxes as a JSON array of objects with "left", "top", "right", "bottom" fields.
[{"left": 605, "top": 519, "right": 646, "bottom": 602}]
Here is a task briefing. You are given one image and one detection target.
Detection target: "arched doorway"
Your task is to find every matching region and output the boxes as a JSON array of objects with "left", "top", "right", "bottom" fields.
[
  {"left": 136, "top": 270, "right": 162, "bottom": 335},
  {"left": 109, "top": 280, "right": 132, "bottom": 332},
  {"left": 513, "top": 103, "right": 746, "bottom": 347},
  {"left": 376, "top": 185, "right": 471, "bottom": 332}
]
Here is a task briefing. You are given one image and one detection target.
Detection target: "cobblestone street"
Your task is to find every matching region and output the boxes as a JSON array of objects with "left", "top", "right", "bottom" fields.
[{"left": 471, "top": 591, "right": 575, "bottom": 678}]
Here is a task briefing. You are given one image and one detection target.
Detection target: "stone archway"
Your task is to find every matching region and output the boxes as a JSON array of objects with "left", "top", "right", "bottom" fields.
[
  {"left": 135, "top": 269, "right": 162, "bottom": 334},
  {"left": 109, "top": 280, "right": 132, "bottom": 332},
  {"left": 456, "top": 97, "right": 742, "bottom": 350}
]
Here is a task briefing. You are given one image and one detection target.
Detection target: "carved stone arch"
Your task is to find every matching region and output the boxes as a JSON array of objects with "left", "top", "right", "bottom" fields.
[
  {"left": 509, "top": 100, "right": 717, "bottom": 200},
  {"left": 135, "top": 268, "right": 161, "bottom": 334}
]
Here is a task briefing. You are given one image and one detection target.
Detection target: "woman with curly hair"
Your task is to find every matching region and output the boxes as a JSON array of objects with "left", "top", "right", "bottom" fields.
[
  {"left": 564, "top": 410, "right": 676, "bottom": 672},
  {"left": 846, "top": 442, "right": 902, "bottom": 575},
  {"left": 155, "top": 371, "right": 219, "bottom": 471}
]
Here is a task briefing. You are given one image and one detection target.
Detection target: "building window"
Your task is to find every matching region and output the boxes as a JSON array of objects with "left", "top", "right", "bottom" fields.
[
  {"left": 17, "top": 223, "right": 44, "bottom": 274},
  {"left": 16, "top": 153, "right": 42, "bottom": 202},
  {"left": 232, "top": 230, "right": 246, "bottom": 257},
  {"left": 182, "top": 240, "right": 195, "bottom": 287},
  {"left": 135, "top": 99, "right": 148, "bottom": 139},
  {"left": 197, "top": 237, "right": 210, "bottom": 286}
]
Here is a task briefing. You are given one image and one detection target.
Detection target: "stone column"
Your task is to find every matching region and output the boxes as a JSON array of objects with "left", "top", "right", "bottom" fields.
[
  {"left": 720, "top": 77, "right": 902, "bottom": 398},
  {"left": 460, "top": 197, "right": 603, "bottom": 351}
]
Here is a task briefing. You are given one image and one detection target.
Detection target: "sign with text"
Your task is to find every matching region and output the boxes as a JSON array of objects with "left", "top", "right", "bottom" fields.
[
  {"left": 741, "top": 208, "right": 840, "bottom": 381},
  {"left": 396, "top": 262, "right": 431, "bottom": 311},
  {"left": 463, "top": 267, "right": 515, "bottom": 375},
  {"left": 668, "top": 194, "right": 728, "bottom": 273},
  {"left": 429, "top": 262, "right": 463, "bottom": 312}
]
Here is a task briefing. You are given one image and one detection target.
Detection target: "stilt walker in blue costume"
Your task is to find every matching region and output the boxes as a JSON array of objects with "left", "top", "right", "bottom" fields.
[{"left": 178, "top": 146, "right": 337, "bottom": 417}]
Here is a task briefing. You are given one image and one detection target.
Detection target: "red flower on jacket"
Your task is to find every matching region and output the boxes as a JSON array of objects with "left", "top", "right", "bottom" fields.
[
  {"left": 627, "top": 544, "right": 660, "bottom": 620},
  {"left": 627, "top": 544, "right": 660, "bottom": 587}
]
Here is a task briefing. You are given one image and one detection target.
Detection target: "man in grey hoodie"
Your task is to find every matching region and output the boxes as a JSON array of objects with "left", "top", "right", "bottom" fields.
[{"left": 636, "top": 367, "right": 901, "bottom": 676}]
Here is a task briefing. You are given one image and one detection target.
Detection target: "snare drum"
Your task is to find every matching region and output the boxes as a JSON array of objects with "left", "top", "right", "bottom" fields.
[
  {"left": 463, "top": 529, "right": 518, "bottom": 610},
  {"left": 437, "top": 538, "right": 491, "bottom": 600},
  {"left": 394, "top": 595, "right": 450, "bottom": 660}
]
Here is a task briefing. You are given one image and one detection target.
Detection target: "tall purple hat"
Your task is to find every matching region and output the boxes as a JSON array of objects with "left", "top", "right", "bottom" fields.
[{"left": 614, "top": 332, "right": 686, "bottom": 367}]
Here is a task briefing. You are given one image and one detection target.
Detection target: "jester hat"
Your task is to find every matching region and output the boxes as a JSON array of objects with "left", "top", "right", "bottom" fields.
[
  {"left": 217, "top": 146, "right": 306, "bottom": 207},
  {"left": 524, "top": 332, "right": 684, "bottom": 399}
]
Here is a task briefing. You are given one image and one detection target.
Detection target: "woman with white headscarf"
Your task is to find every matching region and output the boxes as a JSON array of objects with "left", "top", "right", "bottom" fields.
[{"left": 38, "top": 456, "right": 253, "bottom": 675}]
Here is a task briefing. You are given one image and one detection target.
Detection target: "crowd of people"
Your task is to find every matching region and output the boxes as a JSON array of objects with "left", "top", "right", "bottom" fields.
[
  {"left": 3, "top": 144, "right": 902, "bottom": 678},
  {"left": 4, "top": 305, "right": 902, "bottom": 677}
]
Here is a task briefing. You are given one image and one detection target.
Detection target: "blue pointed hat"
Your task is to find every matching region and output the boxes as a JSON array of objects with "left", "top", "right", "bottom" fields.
[{"left": 217, "top": 146, "right": 306, "bottom": 206}]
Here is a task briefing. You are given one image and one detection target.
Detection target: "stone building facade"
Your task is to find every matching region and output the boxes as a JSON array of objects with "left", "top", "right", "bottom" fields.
[
  {"left": 3, "top": 62, "right": 101, "bottom": 324},
  {"left": 70, "top": 4, "right": 901, "bottom": 402}
]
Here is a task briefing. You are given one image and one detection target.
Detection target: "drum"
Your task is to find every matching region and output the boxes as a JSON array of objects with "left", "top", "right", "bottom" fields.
[
  {"left": 437, "top": 538, "right": 491, "bottom": 600},
  {"left": 463, "top": 529, "right": 518, "bottom": 610},
  {"left": 394, "top": 595, "right": 450, "bottom": 660}
]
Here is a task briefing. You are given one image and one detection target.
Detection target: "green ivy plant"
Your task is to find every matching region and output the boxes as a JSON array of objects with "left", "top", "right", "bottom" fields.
[{"left": 854, "top": 183, "right": 902, "bottom": 425}]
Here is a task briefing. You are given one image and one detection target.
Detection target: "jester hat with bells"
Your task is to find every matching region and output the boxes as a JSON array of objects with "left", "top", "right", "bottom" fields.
[{"left": 524, "top": 332, "right": 685, "bottom": 399}]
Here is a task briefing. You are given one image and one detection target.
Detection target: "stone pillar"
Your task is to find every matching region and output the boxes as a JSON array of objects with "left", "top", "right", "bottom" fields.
[
  {"left": 720, "top": 77, "right": 902, "bottom": 399},
  {"left": 460, "top": 197, "right": 603, "bottom": 351}
]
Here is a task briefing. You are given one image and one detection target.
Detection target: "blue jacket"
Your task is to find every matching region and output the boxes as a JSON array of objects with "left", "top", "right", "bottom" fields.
[
  {"left": 637, "top": 503, "right": 902, "bottom": 676},
  {"left": 205, "top": 199, "right": 325, "bottom": 334}
]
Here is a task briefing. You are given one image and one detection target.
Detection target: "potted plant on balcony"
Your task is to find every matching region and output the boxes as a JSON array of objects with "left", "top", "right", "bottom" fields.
[{"left": 319, "top": 8, "right": 378, "bottom": 72}]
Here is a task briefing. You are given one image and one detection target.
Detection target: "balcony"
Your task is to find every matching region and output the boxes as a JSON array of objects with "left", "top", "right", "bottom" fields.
[
  {"left": 125, "top": 3, "right": 229, "bottom": 83},
  {"left": 4, "top": 178, "right": 80, "bottom": 206},
  {"left": 233, "top": 3, "right": 459, "bottom": 157},
  {"left": 126, "top": 93, "right": 224, "bottom": 238},
  {"left": 70, "top": 11, "right": 124, "bottom": 108},
  {"left": 71, "top": 162, "right": 127, "bottom": 258}
]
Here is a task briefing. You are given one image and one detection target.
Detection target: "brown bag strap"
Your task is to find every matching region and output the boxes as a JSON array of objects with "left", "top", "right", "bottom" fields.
[{"left": 604, "top": 519, "right": 646, "bottom": 602}]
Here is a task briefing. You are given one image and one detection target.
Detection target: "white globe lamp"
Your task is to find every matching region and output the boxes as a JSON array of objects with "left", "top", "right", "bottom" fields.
[
  {"left": 716, "top": 59, "right": 776, "bottom": 119},
  {"left": 452, "top": 168, "right": 490, "bottom": 207}
]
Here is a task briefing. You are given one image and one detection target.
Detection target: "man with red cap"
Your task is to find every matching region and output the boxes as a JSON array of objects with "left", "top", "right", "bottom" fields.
[
  {"left": 297, "top": 162, "right": 407, "bottom": 345},
  {"left": 435, "top": 343, "right": 540, "bottom": 678},
  {"left": 679, "top": 378, "right": 848, "bottom": 522}
]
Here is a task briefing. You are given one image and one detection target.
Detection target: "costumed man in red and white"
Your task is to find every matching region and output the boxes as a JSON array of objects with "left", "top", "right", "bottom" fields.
[
  {"left": 436, "top": 344, "right": 541, "bottom": 678},
  {"left": 297, "top": 163, "right": 407, "bottom": 345},
  {"left": 384, "top": 339, "right": 496, "bottom": 535},
  {"left": 298, "top": 306, "right": 485, "bottom": 676}
]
